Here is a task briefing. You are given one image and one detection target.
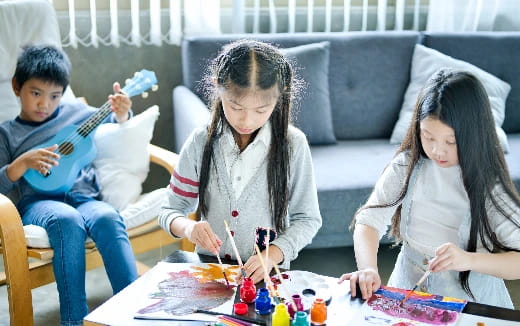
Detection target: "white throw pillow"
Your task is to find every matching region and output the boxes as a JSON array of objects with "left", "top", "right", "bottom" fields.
[
  {"left": 390, "top": 44, "right": 511, "bottom": 152},
  {"left": 93, "top": 105, "right": 159, "bottom": 210}
]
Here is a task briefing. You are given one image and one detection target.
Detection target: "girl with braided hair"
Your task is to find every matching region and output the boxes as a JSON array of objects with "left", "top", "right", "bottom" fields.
[
  {"left": 340, "top": 68, "right": 520, "bottom": 308},
  {"left": 159, "top": 40, "right": 322, "bottom": 283}
]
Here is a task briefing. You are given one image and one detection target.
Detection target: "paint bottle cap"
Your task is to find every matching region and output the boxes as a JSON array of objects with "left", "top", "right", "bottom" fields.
[{"left": 234, "top": 302, "right": 248, "bottom": 315}]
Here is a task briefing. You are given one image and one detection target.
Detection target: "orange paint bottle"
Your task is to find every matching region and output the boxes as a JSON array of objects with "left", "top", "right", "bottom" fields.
[{"left": 310, "top": 298, "right": 327, "bottom": 325}]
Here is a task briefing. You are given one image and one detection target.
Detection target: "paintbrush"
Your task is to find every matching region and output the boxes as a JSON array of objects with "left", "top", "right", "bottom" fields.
[
  {"left": 224, "top": 220, "right": 247, "bottom": 278},
  {"left": 254, "top": 244, "right": 277, "bottom": 298},
  {"left": 273, "top": 263, "right": 298, "bottom": 312},
  {"left": 215, "top": 253, "right": 231, "bottom": 288},
  {"left": 195, "top": 309, "right": 266, "bottom": 325},
  {"left": 401, "top": 270, "right": 431, "bottom": 305}
]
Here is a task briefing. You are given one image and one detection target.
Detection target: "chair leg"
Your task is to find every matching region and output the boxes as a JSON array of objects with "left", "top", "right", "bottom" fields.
[{"left": 0, "top": 194, "right": 34, "bottom": 326}]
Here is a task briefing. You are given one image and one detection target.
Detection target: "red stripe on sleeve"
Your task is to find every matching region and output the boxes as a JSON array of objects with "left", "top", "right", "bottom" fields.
[
  {"left": 173, "top": 171, "right": 199, "bottom": 186},
  {"left": 170, "top": 183, "right": 198, "bottom": 198}
]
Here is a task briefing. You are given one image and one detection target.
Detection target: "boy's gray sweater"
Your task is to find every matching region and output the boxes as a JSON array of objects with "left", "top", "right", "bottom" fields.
[{"left": 158, "top": 126, "right": 322, "bottom": 267}]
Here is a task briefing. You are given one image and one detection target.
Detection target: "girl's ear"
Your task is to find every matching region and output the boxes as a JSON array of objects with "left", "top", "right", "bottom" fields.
[{"left": 11, "top": 78, "right": 20, "bottom": 96}]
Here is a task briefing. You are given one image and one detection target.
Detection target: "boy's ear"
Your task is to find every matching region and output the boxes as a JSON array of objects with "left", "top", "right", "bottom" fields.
[{"left": 11, "top": 78, "right": 20, "bottom": 96}]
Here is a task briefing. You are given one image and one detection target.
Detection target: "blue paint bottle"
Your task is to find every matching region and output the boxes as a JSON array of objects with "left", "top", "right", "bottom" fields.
[{"left": 255, "top": 287, "right": 272, "bottom": 315}]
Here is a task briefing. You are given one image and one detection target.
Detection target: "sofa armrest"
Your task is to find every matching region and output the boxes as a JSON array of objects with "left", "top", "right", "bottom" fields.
[{"left": 172, "top": 86, "right": 210, "bottom": 152}]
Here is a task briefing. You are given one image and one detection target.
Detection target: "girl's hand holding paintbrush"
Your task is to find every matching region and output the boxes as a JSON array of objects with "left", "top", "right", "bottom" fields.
[
  {"left": 244, "top": 245, "right": 284, "bottom": 284},
  {"left": 429, "top": 242, "right": 473, "bottom": 272},
  {"left": 183, "top": 220, "right": 223, "bottom": 254}
]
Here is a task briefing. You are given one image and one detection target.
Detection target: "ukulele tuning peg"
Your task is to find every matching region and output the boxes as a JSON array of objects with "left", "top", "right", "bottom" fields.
[
  {"left": 141, "top": 92, "right": 149, "bottom": 98},
  {"left": 125, "top": 78, "right": 132, "bottom": 85},
  {"left": 151, "top": 85, "right": 159, "bottom": 92}
]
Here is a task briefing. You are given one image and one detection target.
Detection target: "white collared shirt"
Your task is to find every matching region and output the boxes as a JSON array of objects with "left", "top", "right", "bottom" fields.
[{"left": 221, "top": 121, "right": 272, "bottom": 199}]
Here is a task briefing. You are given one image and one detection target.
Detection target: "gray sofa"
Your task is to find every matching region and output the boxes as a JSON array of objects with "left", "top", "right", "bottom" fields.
[{"left": 172, "top": 32, "right": 520, "bottom": 249}]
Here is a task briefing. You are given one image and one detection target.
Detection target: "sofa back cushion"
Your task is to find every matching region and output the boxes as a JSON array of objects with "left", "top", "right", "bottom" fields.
[
  {"left": 182, "top": 32, "right": 421, "bottom": 141},
  {"left": 422, "top": 32, "right": 520, "bottom": 134}
]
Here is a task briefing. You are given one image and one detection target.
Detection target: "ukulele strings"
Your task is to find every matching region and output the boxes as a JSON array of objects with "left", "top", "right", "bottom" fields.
[
  {"left": 56, "top": 74, "right": 147, "bottom": 155},
  {"left": 57, "top": 101, "right": 113, "bottom": 155}
]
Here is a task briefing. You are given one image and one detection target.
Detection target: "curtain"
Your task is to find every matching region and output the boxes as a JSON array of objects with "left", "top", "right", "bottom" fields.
[{"left": 427, "top": 0, "right": 520, "bottom": 32}]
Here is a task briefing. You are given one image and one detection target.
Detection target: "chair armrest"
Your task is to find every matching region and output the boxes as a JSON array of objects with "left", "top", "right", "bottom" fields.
[
  {"left": 148, "top": 143, "right": 179, "bottom": 175},
  {"left": 173, "top": 86, "right": 210, "bottom": 152},
  {"left": 0, "top": 194, "right": 33, "bottom": 320}
]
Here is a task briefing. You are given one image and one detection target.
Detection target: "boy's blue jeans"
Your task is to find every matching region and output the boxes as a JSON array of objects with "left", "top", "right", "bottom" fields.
[{"left": 19, "top": 193, "right": 138, "bottom": 326}]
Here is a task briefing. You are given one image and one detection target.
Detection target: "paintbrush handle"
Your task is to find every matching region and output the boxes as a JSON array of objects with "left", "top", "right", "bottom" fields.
[
  {"left": 416, "top": 270, "right": 431, "bottom": 287},
  {"left": 224, "top": 220, "right": 245, "bottom": 268},
  {"left": 195, "top": 309, "right": 266, "bottom": 325}
]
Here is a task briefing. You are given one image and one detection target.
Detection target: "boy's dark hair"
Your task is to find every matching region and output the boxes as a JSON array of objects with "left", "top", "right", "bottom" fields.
[
  {"left": 198, "top": 39, "right": 295, "bottom": 233},
  {"left": 13, "top": 44, "right": 71, "bottom": 92}
]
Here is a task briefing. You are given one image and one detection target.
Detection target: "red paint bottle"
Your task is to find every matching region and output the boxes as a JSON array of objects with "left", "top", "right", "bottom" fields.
[
  {"left": 310, "top": 298, "right": 327, "bottom": 325},
  {"left": 240, "top": 277, "right": 256, "bottom": 303}
]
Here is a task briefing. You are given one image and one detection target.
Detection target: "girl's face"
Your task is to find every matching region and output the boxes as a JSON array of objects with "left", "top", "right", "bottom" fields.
[
  {"left": 221, "top": 86, "right": 279, "bottom": 146},
  {"left": 420, "top": 117, "right": 459, "bottom": 168},
  {"left": 13, "top": 78, "right": 63, "bottom": 122}
]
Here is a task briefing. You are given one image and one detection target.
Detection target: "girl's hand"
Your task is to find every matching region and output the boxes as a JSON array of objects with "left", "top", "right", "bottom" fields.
[
  {"left": 338, "top": 268, "right": 381, "bottom": 300},
  {"left": 108, "top": 82, "right": 132, "bottom": 123},
  {"left": 244, "top": 253, "right": 275, "bottom": 284},
  {"left": 184, "top": 221, "right": 222, "bottom": 254},
  {"left": 429, "top": 242, "right": 473, "bottom": 272}
]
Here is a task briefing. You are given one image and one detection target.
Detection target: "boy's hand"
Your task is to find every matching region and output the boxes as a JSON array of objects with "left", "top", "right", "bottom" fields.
[
  {"left": 108, "top": 82, "right": 131, "bottom": 123},
  {"left": 7, "top": 144, "right": 60, "bottom": 182}
]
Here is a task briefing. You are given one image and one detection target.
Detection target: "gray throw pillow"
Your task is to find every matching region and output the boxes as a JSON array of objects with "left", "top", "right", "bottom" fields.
[{"left": 282, "top": 42, "right": 336, "bottom": 145}]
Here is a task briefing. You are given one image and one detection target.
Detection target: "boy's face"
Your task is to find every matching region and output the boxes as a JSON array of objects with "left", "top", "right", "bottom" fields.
[{"left": 12, "top": 78, "right": 63, "bottom": 123}]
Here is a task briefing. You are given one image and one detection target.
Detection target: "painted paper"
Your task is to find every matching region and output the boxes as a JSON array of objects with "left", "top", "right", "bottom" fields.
[
  {"left": 351, "top": 286, "right": 467, "bottom": 326},
  {"left": 134, "top": 262, "right": 240, "bottom": 321}
]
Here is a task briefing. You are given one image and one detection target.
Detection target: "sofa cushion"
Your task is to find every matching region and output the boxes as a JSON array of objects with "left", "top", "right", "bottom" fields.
[
  {"left": 390, "top": 44, "right": 511, "bottom": 152},
  {"left": 310, "top": 139, "right": 398, "bottom": 247},
  {"left": 422, "top": 33, "right": 520, "bottom": 134},
  {"left": 93, "top": 105, "right": 159, "bottom": 210},
  {"left": 281, "top": 42, "right": 336, "bottom": 145}
]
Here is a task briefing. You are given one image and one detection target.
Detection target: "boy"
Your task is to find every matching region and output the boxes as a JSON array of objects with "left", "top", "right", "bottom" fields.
[{"left": 0, "top": 45, "right": 137, "bottom": 326}]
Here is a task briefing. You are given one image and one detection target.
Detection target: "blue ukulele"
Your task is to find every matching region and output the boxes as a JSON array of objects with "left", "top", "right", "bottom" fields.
[{"left": 24, "top": 69, "right": 157, "bottom": 194}]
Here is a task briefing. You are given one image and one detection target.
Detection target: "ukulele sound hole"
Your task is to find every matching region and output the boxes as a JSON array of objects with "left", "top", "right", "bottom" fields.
[{"left": 58, "top": 142, "right": 74, "bottom": 156}]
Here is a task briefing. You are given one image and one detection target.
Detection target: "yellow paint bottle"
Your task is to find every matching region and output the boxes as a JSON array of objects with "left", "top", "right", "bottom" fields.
[{"left": 272, "top": 303, "right": 291, "bottom": 326}]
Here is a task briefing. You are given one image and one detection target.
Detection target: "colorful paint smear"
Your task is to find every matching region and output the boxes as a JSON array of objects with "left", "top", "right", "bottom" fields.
[
  {"left": 352, "top": 286, "right": 467, "bottom": 326},
  {"left": 135, "top": 263, "right": 239, "bottom": 319}
]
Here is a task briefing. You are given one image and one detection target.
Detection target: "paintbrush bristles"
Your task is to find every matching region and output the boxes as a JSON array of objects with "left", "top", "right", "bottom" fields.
[
  {"left": 215, "top": 254, "right": 230, "bottom": 287},
  {"left": 401, "top": 270, "right": 431, "bottom": 305}
]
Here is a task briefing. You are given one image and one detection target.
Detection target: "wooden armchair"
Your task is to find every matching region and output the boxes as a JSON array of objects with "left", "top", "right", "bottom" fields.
[{"left": 0, "top": 144, "right": 195, "bottom": 326}]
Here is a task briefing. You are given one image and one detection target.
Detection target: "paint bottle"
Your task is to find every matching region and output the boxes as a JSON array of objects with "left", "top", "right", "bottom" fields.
[
  {"left": 272, "top": 303, "right": 291, "bottom": 326},
  {"left": 255, "top": 287, "right": 272, "bottom": 315},
  {"left": 292, "top": 311, "right": 310, "bottom": 326},
  {"left": 286, "top": 294, "right": 305, "bottom": 318},
  {"left": 310, "top": 298, "right": 327, "bottom": 325},
  {"left": 240, "top": 277, "right": 256, "bottom": 303}
]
